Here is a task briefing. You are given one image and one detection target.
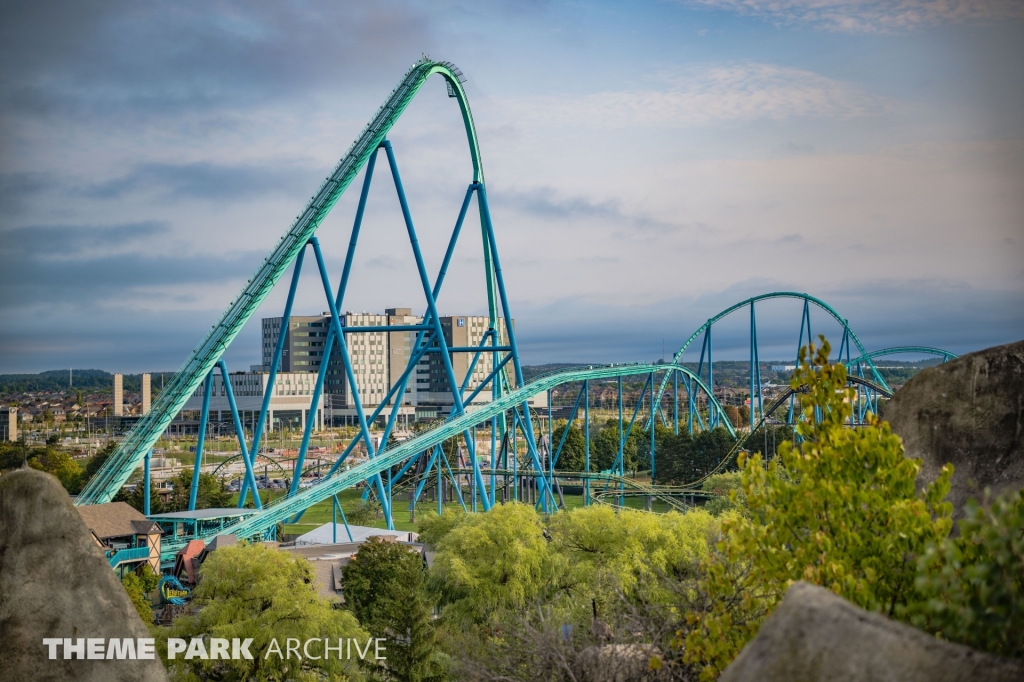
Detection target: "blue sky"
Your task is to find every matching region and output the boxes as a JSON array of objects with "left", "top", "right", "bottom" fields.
[{"left": 1, "top": 0, "right": 1021, "bottom": 372}]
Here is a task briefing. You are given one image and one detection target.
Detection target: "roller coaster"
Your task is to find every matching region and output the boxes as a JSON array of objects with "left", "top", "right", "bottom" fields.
[{"left": 72, "top": 59, "right": 956, "bottom": 561}]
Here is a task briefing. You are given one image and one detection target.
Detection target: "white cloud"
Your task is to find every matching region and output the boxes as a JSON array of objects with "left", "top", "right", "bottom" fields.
[
  {"left": 681, "top": 0, "right": 1024, "bottom": 33},
  {"left": 487, "top": 63, "right": 889, "bottom": 128}
]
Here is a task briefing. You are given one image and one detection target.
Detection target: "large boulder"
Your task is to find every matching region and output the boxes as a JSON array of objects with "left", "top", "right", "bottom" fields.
[
  {"left": 884, "top": 339, "right": 1024, "bottom": 515},
  {"left": 0, "top": 469, "right": 168, "bottom": 682},
  {"left": 720, "top": 581, "right": 1024, "bottom": 682}
]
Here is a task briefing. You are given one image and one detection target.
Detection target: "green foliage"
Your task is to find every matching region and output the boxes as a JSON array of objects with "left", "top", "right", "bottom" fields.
[
  {"left": 117, "top": 477, "right": 164, "bottom": 514},
  {"left": 682, "top": 339, "right": 954, "bottom": 680},
  {"left": 549, "top": 504, "right": 716, "bottom": 603},
  {"left": 164, "top": 469, "right": 231, "bottom": 511},
  {"left": 653, "top": 428, "right": 735, "bottom": 486},
  {"left": 910, "top": 489, "right": 1024, "bottom": 659},
  {"left": 343, "top": 538, "right": 446, "bottom": 681},
  {"left": 27, "top": 447, "right": 82, "bottom": 493},
  {"left": 167, "top": 543, "right": 365, "bottom": 681},
  {"left": 416, "top": 508, "right": 467, "bottom": 549},
  {"left": 723, "top": 405, "right": 741, "bottom": 427},
  {"left": 121, "top": 572, "right": 154, "bottom": 625},
  {"left": 552, "top": 420, "right": 586, "bottom": 471},
  {"left": 84, "top": 441, "right": 117, "bottom": 480},
  {"left": 701, "top": 471, "right": 744, "bottom": 516},
  {"left": 0, "top": 442, "right": 27, "bottom": 470},
  {"left": 347, "top": 500, "right": 383, "bottom": 526},
  {"left": 430, "top": 503, "right": 563, "bottom": 625},
  {"left": 591, "top": 420, "right": 644, "bottom": 473}
]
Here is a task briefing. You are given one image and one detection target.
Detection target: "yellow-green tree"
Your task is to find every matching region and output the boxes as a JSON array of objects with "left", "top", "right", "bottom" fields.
[
  {"left": 429, "top": 502, "right": 566, "bottom": 625},
  {"left": 166, "top": 543, "right": 365, "bottom": 681},
  {"left": 683, "top": 339, "right": 953, "bottom": 680}
]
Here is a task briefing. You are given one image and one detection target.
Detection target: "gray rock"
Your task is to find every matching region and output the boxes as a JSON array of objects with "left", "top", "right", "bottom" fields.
[
  {"left": 720, "top": 581, "right": 1024, "bottom": 682},
  {"left": 885, "top": 339, "right": 1024, "bottom": 516},
  {"left": 0, "top": 469, "right": 168, "bottom": 682}
]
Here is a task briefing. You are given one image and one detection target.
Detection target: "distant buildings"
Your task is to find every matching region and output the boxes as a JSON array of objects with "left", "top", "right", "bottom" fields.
[
  {"left": 2, "top": 407, "right": 16, "bottom": 441},
  {"left": 252, "top": 308, "right": 528, "bottom": 425}
]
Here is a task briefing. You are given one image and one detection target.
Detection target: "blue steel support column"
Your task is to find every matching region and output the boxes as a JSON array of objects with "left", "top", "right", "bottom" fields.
[
  {"left": 309, "top": 237, "right": 392, "bottom": 527},
  {"left": 617, "top": 375, "right": 623, "bottom": 506},
  {"left": 749, "top": 303, "right": 757, "bottom": 430},
  {"left": 218, "top": 361, "right": 262, "bottom": 509},
  {"left": 673, "top": 370, "right": 679, "bottom": 436},
  {"left": 650, "top": 371, "right": 656, "bottom": 484},
  {"left": 143, "top": 449, "right": 151, "bottom": 516},
  {"left": 547, "top": 389, "right": 553, "bottom": 510},
  {"left": 239, "top": 247, "right": 307, "bottom": 505},
  {"left": 477, "top": 184, "right": 555, "bottom": 512},
  {"left": 584, "top": 379, "right": 590, "bottom": 506},
  {"left": 384, "top": 142, "right": 492, "bottom": 511},
  {"left": 189, "top": 373, "right": 213, "bottom": 511},
  {"left": 290, "top": 152, "right": 379, "bottom": 498},
  {"left": 708, "top": 326, "right": 714, "bottom": 429},
  {"left": 512, "top": 412, "right": 518, "bottom": 501}
]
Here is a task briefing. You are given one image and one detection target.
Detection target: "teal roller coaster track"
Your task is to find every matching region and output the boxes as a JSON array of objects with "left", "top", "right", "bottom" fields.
[{"left": 74, "top": 60, "right": 956, "bottom": 561}]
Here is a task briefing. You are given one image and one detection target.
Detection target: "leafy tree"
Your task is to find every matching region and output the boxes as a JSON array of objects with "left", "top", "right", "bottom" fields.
[
  {"left": 429, "top": 502, "right": 566, "bottom": 625},
  {"left": 416, "top": 508, "right": 467, "bottom": 549},
  {"left": 701, "top": 471, "right": 744, "bottom": 516},
  {"left": 27, "top": 447, "right": 82, "bottom": 493},
  {"left": 551, "top": 420, "right": 586, "bottom": 471},
  {"left": 166, "top": 543, "right": 365, "bottom": 681},
  {"left": 343, "top": 538, "right": 446, "bottom": 681},
  {"left": 118, "top": 477, "right": 165, "bottom": 514},
  {"left": 549, "top": 504, "right": 716, "bottom": 604},
  {"left": 682, "top": 339, "right": 954, "bottom": 680},
  {"left": 652, "top": 428, "right": 734, "bottom": 486},
  {"left": 723, "top": 405, "right": 741, "bottom": 428},
  {"left": 591, "top": 420, "right": 643, "bottom": 473},
  {"left": 84, "top": 441, "right": 117, "bottom": 480},
  {"left": 910, "top": 489, "right": 1024, "bottom": 659},
  {"left": 164, "top": 469, "right": 231, "bottom": 511},
  {"left": 121, "top": 572, "right": 154, "bottom": 625},
  {"left": 0, "top": 441, "right": 27, "bottom": 470}
]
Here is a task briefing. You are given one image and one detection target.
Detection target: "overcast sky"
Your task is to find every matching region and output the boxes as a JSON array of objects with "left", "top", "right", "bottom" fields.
[{"left": 1, "top": 0, "right": 1022, "bottom": 373}]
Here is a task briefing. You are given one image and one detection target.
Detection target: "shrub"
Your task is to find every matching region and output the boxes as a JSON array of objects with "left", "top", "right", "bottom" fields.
[
  {"left": 682, "top": 339, "right": 954, "bottom": 680},
  {"left": 910, "top": 489, "right": 1024, "bottom": 659}
]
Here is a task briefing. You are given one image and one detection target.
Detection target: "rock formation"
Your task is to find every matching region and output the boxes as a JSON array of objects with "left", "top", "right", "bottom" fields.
[
  {"left": 720, "top": 581, "right": 1024, "bottom": 682},
  {"left": 885, "top": 339, "right": 1024, "bottom": 515},
  {"left": 0, "top": 468, "right": 168, "bottom": 682}
]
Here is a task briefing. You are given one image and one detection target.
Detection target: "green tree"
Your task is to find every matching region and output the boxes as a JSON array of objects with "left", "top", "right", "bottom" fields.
[
  {"left": 591, "top": 420, "right": 643, "bottom": 473},
  {"left": 701, "top": 471, "right": 744, "bottom": 516},
  {"left": 549, "top": 504, "right": 716, "bottom": 604},
  {"left": 551, "top": 420, "right": 586, "bottom": 471},
  {"left": 430, "top": 502, "right": 566, "bottom": 625},
  {"left": 121, "top": 572, "right": 154, "bottom": 625},
  {"left": 164, "top": 469, "right": 231, "bottom": 511},
  {"left": 910, "top": 489, "right": 1024, "bottom": 659},
  {"left": 343, "top": 537, "right": 446, "bottom": 681},
  {"left": 117, "top": 477, "right": 164, "bottom": 514},
  {"left": 652, "top": 427, "right": 734, "bottom": 486},
  {"left": 416, "top": 508, "right": 467, "bottom": 548},
  {"left": 682, "top": 339, "right": 954, "bottom": 680},
  {"left": 166, "top": 543, "right": 365, "bottom": 681},
  {"left": 27, "top": 447, "right": 82, "bottom": 493},
  {"left": 83, "top": 441, "right": 117, "bottom": 481}
]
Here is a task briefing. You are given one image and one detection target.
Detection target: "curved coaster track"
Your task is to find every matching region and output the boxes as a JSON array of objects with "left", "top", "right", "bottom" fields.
[{"left": 69, "top": 59, "right": 954, "bottom": 561}]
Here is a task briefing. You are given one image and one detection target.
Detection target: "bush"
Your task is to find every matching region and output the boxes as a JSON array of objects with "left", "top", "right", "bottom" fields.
[
  {"left": 910, "top": 489, "right": 1024, "bottom": 659},
  {"left": 682, "top": 339, "right": 954, "bottom": 680}
]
